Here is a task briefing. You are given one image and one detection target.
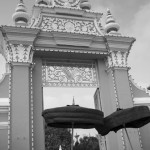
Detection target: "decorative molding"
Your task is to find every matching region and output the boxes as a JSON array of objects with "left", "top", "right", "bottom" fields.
[
  {"left": 54, "top": 0, "right": 80, "bottom": 8},
  {"left": 30, "top": 66, "right": 34, "bottom": 150},
  {"left": 5, "top": 44, "right": 33, "bottom": 63},
  {"left": 40, "top": 16, "right": 99, "bottom": 35},
  {"left": 8, "top": 65, "right": 12, "bottom": 150},
  {"left": 94, "top": 19, "right": 104, "bottom": 36},
  {"left": 137, "top": 128, "right": 144, "bottom": 149},
  {"left": 30, "top": 13, "right": 42, "bottom": 28},
  {"left": 35, "top": 48, "right": 108, "bottom": 55},
  {"left": 110, "top": 69, "right": 120, "bottom": 108},
  {"left": 105, "top": 51, "right": 128, "bottom": 68},
  {"left": 42, "top": 61, "right": 98, "bottom": 87}
]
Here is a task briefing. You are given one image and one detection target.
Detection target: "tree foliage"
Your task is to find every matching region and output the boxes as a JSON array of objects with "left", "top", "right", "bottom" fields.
[
  {"left": 45, "top": 126, "right": 71, "bottom": 150},
  {"left": 45, "top": 125, "right": 99, "bottom": 150},
  {"left": 73, "top": 136, "right": 99, "bottom": 150}
]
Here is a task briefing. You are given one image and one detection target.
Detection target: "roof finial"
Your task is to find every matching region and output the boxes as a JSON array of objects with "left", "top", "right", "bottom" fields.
[
  {"left": 72, "top": 96, "right": 75, "bottom": 105},
  {"left": 104, "top": 8, "right": 120, "bottom": 34},
  {"left": 36, "top": 0, "right": 50, "bottom": 5},
  {"left": 12, "top": 0, "right": 29, "bottom": 26},
  {"left": 75, "top": 133, "right": 79, "bottom": 141},
  {"left": 80, "top": 0, "right": 91, "bottom": 10},
  {"left": 107, "top": 8, "right": 111, "bottom": 15}
]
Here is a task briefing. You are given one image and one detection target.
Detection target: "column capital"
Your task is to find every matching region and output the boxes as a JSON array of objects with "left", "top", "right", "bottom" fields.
[
  {"left": 105, "top": 50, "right": 129, "bottom": 69},
  {"left": 5, "top": 43, "right": 34, "bottom": 64}
]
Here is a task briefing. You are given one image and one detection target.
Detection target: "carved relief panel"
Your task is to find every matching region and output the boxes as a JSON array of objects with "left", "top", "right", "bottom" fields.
[
  {"left": 42, "top": 60, "right": 98, "bottom": 87},
  {"left": 55, "top": 0, "right": 80, "bottom": 7},
  {"left": 40, "top": 16, "right": 99, "bottom": 35}
]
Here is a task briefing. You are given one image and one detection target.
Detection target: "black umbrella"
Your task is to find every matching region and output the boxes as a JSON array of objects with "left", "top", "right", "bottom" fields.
[
  {"left": 42, "top": 104, "right": 104, "bottom": 150},
  {"left": 96, "top": 106, "right": 150, "bottom": 150},
  {"left": 96, "top": 106, "right": 150, "bottom": 136}
]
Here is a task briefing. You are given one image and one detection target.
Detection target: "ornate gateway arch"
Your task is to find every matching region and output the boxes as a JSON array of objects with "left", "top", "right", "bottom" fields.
[{"left": 0, "top": 0, "right": 150, "bottom": 150}]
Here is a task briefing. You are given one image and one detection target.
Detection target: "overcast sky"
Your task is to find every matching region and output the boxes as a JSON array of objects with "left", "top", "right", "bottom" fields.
[
  {"left": 0, "top": 0, "right": 150, "bottom": 138},
  {"left": 0, "top": 0, "right": 150, "bottom": 86}
]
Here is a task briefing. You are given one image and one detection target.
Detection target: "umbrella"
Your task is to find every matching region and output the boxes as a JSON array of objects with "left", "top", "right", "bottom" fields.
[
  {"left": 96, "top": 106, "right": 150, "bottom": 136},
  {"left": 42, "top": 104, "right": 104, "bottom": 129},
  {"left": 42, "top": 104, "right": 104, "bottom": 150}
]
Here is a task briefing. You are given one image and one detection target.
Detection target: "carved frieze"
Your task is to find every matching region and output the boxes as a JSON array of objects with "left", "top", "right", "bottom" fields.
[
  {"left": 54, "top": 0, "right": 80, "bottom": 8},
  {"left": 5, "top": 44, "right": 33, "bottom": 63},
  {"left": 105, "top": 51, "right": 128, "bottom": 68},
  {"left": 42, "top": 61, "right": 98, "bottom": 87},
  {"left": 40, "top": 16, "right": 99, "bottom": 35}
]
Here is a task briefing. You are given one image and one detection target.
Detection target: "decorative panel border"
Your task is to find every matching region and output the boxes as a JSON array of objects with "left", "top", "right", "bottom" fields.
[
  {"left": 42, "top": 60, "right": 98, "bottom": 87},
  {"left": 40, "top": 16, "right": 99, "bottom": 35}
]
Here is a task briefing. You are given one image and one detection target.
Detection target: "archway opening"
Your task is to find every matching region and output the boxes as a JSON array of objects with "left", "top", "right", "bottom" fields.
[{"left": 43, "top": 87, "right": 99, "bottom": 149}]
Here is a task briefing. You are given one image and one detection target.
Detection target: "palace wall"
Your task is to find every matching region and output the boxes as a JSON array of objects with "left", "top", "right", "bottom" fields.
[{"left": 0, "top": 100, "right": 9, "bottom": 150}]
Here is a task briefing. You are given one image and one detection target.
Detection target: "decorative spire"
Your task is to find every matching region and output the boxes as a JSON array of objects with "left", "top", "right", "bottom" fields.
[
  {"left": 75, "top": 133, "right": 79, "bottom": 142},
  {"left": 12, "top": 0, "right": 29, "bottom": 26},
  {"left": 36, "top": 0, "right": 50, "bottom": 5},
  {"left": 80, "top": 0, "right": 91, "bottom": 10},
  {"left": 59, "top": 145, "right": 62, "bottom": 150},
  {"left": 72, "top": 97, "right": 75, "bottom": 105},
  {"left": 104, "top": 8, "right": 120, "bottom": 34}
]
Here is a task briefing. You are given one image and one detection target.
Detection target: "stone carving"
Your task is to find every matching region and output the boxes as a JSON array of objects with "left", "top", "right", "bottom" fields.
[
  {"left": 55, "top": 0, "right": 80, "bottom": 7},
  {"left": 42, "top": 61, "right": 98, "bottom": 87},
  {"left": 40, "top": 16, "right": 99, "bottom": 35},
  {"left": 5, "top": 44, "right": 33, "bottom": 63},
  {"left": 106, "top": 51, "right": 128, "bottom": 68}
]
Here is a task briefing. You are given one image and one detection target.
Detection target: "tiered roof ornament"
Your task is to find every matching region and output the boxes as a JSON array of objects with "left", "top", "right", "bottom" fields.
[
  {"left": 80, "top": 0, "right": 91, "bottom": 10},
  {"left": 104, "top": 8, "right": 120, "bottom": 35},
  {"left": 12, "top": 0, "right": 30, "bottom": 26},
  {"left": 36, "top": 0, "right": 50, "bottom": 6}
]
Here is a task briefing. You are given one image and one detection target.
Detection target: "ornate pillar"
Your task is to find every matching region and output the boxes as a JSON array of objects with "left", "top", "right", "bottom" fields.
[
  {"left": 96, "top": 58, "right": 122, "bottom": 150},
  {"left": 6, "top": 43, "right": 34, "bottom": 150},
  {"left": 96, "top": 50, "right": 142, "bottom": 150},
  {"left": 107, "top": 50, "right": 142, "bottom": 150},
  {"left": 32, "top": 57, "right": 45, "bottom": 150}
]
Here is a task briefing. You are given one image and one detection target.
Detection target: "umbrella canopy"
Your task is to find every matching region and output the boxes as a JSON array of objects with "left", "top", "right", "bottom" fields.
[
  {"left": 96, "top": 106, "right": 150, "bottom": 136},
  {"left": 42, "top": 105, "right": 104, "bottom": 129}
]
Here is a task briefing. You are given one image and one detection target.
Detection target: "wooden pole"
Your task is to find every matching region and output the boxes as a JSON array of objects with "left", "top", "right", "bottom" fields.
[
  {"left": 71, "top": 122, "right": 74, "bottom": 150},
  {"left": 123, "top": 124, "right": 133, "bottom": 150}
]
